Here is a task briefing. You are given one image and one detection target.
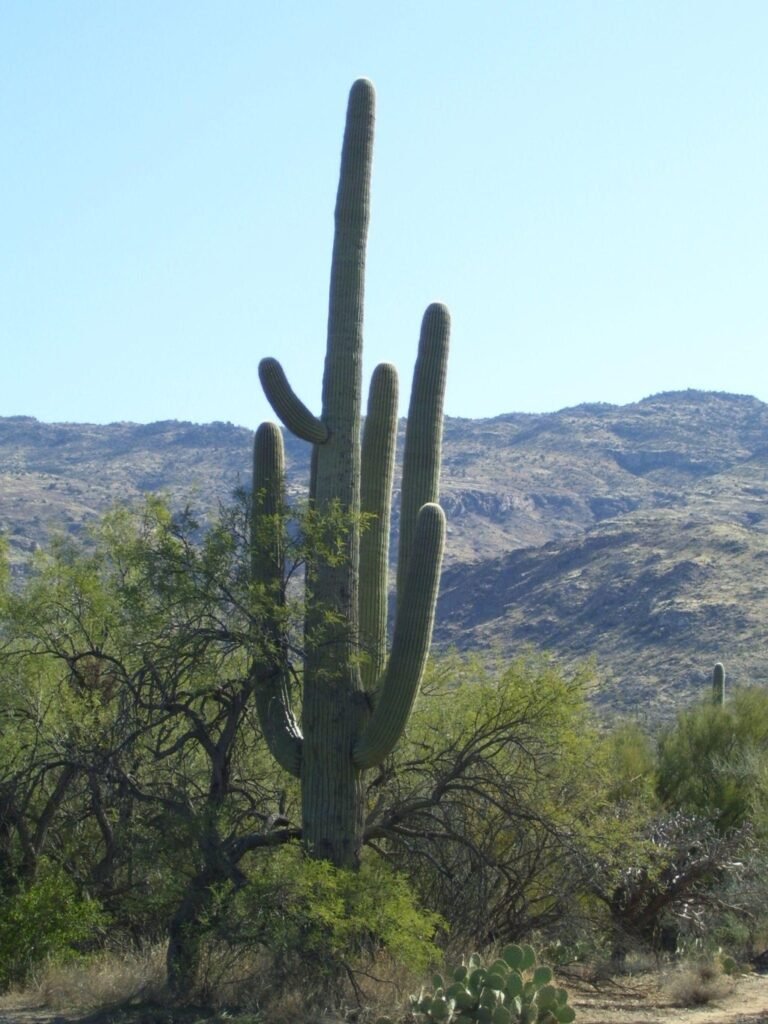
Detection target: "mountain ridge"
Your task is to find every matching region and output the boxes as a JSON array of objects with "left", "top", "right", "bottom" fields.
[{"left": 2, "top": 388, "right": 767, "bottom": 716}]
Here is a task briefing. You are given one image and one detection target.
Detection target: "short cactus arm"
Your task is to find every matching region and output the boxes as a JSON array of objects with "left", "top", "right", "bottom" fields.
[
  {"left": 353, "top": 502, "right": 445, "bottom": 769},
  {"left": 258, "top": 357, "right": 328, "bottom": 444},
  {"left": 359, "top": 363, "right": 398, "bottom": 691},
  {"left": 396, "top": 303, "right": 450, "bottom": 597},
  {"left": 251, "top": 422, "right": 303, "bottom": 777}
]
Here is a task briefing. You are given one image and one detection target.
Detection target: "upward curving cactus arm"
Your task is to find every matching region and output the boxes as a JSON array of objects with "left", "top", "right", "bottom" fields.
[
  {"left": 359, "top": 362, "right": 398, "bottom": 691},
  {"left": 250, "top": 422, "right": 303, "bottom": 777},
  {"left": 258, "top": 358, "right": 328, "bottom": 444},
  {"left": 353, "top": 502, "right": 446, "bottom": 769},
  {"left": 251, "top": 423, "right": 285, "bottom": 590},
  {"left": 397, "top": 303, "right": 450, "bottom": 596}
]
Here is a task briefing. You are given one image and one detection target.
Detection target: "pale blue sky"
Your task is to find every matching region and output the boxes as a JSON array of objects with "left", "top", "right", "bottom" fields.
[{"left": 2, "top": 2, "right": 766, "bottom": 428}]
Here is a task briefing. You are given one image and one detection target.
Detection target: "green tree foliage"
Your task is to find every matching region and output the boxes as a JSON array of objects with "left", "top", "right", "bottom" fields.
[
  {"left": 214, "top": 841, "right": 442, "bottom": 994},
  {"left": 364, "top": 654, "right": 615, "bottom": 947},
  {"left": 657, "top": 687, "right": 768, "bottom": 834},
  {"left": 0, "top": 860, "right": 105, "bottom": 990},
  {"left": 2, "top": 502, "right": 628, "bottom": 990},
  {"left": 0, "top": 497, "right": 297, "bottom": 993},
  {"left": 589, "top": 689, "right": 768, "bottom": 963},
  {"left": 601, "top": 721, "right": 658, "bottom": 808},
  {"left": 14, "top": 486, "right": 768, "bottom": 1001}
]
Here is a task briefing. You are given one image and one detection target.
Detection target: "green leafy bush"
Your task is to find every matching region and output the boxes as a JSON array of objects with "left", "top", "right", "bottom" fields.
[
  {"left": 410, "top": 944, "right": 575, "bottom": 1023},
  {"left": 218, "top": 842, "right": 443, "bottom": 985},
  {"left": 0, "top": 864, "right": 105, "bottom": 989},
  {"left": 373, "top": 655, "right": 609, "bottom": 948},
  {"left": 657, "top": 687, "right": 768, "bottom": 834}
]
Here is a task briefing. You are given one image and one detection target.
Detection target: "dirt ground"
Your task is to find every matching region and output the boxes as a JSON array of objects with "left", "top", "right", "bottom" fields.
[
  {"left": 1, "top": 971, "right": 768, "bottom": 1024},
  {"left": 568, "top": 969, "right": 768, "bottom": 1024}
]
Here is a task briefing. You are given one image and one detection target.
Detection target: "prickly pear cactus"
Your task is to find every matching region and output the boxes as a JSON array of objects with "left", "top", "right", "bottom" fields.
[{"left": 411, "top": 945, "right": 576, "bottom": 1024}]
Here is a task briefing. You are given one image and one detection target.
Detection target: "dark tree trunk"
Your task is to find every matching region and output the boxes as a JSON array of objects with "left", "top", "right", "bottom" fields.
[{"left": 166, "top": 870, "right": 219, "bottom": 999}]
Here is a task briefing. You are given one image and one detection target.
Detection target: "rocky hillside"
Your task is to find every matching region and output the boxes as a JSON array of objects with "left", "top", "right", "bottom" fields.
[
  {"left": 436, "top": 390, "right": 768, "bottom": 714},
  {"left": 2, "top": 389, "right": 768, "bottom": 715}
]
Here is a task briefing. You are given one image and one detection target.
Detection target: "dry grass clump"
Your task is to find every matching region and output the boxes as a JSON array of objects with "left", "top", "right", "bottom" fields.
[
  {"left": 16, "top": 943, "right": 167, "bottom": 1012},
  {"left": 1, "top": 943, "right": 419, "bottom": 1024},
  {"left": 662, "top": 959, "right": 734, "bottom": 1007},
  {"left": 193, "top": 943, "right": 420, "bottom": 1023}
]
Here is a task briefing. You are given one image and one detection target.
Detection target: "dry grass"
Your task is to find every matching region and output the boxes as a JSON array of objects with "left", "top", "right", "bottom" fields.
[
  {"left": 195, "top": 944, "right": 422, "bottom": 1023},
  {"left": 0, "top": 943, "right": 420, "bottom": 1024},
  {"left": 2, "top": 947, "right": 761, "bottom": 1024},
  {"left": 662, "top": 959, "right": 735, "bottom": 1007},
  {"left": 6, "top": 944, "right": 168, "bottom": 1013}
]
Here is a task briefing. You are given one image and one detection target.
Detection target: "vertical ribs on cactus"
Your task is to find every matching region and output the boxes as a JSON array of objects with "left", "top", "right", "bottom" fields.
[
  {"left": 251, "top": 78, "right": 450, "bottom": 866},
  {"left": 712, "top": 662, "right": 726, "bottom": 706}
]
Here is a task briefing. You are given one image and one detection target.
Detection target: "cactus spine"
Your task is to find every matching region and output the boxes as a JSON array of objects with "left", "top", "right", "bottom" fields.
[
  {"left": 712, "top": 662, "right": 726, "bottom": 706},
  {"left": 251, "top": 79, "right": 449, "bottom": 867}
]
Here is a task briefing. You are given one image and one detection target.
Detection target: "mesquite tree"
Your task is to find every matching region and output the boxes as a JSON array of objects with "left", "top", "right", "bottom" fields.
[{"left": 251, "top": 79, "right": 450, "bottom": 867}]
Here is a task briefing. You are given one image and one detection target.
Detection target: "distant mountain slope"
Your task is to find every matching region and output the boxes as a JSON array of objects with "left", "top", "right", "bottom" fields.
[
  {"left": 438, "top": 478, "right": 768, "bottom": 716},
  {"left": 439, "top": 389, "right": 768, "bottom": 562},
  {"left": 435, "top": 391, "right": 768, "bottom": 713},
  {"left": 2, "top": 390, "right": 768, "bottom": 714}
]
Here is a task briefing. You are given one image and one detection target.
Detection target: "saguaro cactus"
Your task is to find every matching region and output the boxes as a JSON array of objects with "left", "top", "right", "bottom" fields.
[
  {"left": 251, "top": 79, "right": 450, "bottom": 867},
  {"left": 712, "top": 662, "right": 726, "bottom": 706}
]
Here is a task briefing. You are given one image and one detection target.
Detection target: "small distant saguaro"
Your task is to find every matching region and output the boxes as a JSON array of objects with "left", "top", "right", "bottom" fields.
[{"left": 712, "top": 662, "right": 726, "bottom": 706}]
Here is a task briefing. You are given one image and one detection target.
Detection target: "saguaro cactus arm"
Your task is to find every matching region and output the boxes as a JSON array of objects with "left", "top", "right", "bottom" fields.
[
  {"left": 359, "top": 362, "right": 398, "bottom": 690},
  {"left": 258, "top": 358, "right": 328, "bottom": 444},
  {"left": 397, "top": 303, "right": 451, "bottom": 597},
  {"left": 250, "top": 422, "right": 303, "bottom": 777},
  {"left": 354, "top": 502, "right": 446, "bottom": 769}
]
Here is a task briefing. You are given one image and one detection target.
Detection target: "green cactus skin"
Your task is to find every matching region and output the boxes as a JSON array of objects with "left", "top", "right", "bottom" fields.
[
  {"left": 353, "top": 501, "right": 445, "bottom": 769},
  {"left": 397, "top": 303, "right": 451, "bottom": 599},
  {"left": 252, "top": 79, "right": 449, "bottom": 866},
  {"left": 411, "top": 945, "right": 575, "bottom": 1024},
  {"left": 250, "top": 422, "right": 303, "bottom": 777},
  {"left": 359, "top": 362, "right": 398, "bottom": 691},
  {"left": 258, "top": 358, "right": 328, "bottom": 444},
  {"left": 712, "top": 661, "right": 726, "bottom": 706}
]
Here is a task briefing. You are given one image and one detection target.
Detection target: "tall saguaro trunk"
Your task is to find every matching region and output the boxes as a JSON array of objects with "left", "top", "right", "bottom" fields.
[
  {"left": 253, "top": 79, "right": 450, "bottom": 867},
  {"left": 301, "top": 80, "right": 372, "bottom": 866}
]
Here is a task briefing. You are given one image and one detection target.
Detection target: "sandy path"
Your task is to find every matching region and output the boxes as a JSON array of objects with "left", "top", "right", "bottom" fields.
[{"left": 571, "top": 970, "right": 768, "bottom": 1024}]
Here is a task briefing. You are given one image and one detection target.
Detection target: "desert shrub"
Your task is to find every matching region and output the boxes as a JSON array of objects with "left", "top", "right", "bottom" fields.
[
  {"left": 0, "top": 862, "right": 105, "bottom": 990},
  {"left": 663, "top": 959, "right": 733, "bottom": 1007},
  {"left": 657, "top": 686, "right": 768, "bottom": 834},
  {"left": 593, "top": 811, "right": 753, "bottom": 966},
  {"left": 367, "top": 654, "right": 617, "bottom": 949},
  {"left": 602, "top": 720, "right": 658, "bottom": 807},
  {"left": 211, "top": 842, "right": 442, "bottom": 997}
]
